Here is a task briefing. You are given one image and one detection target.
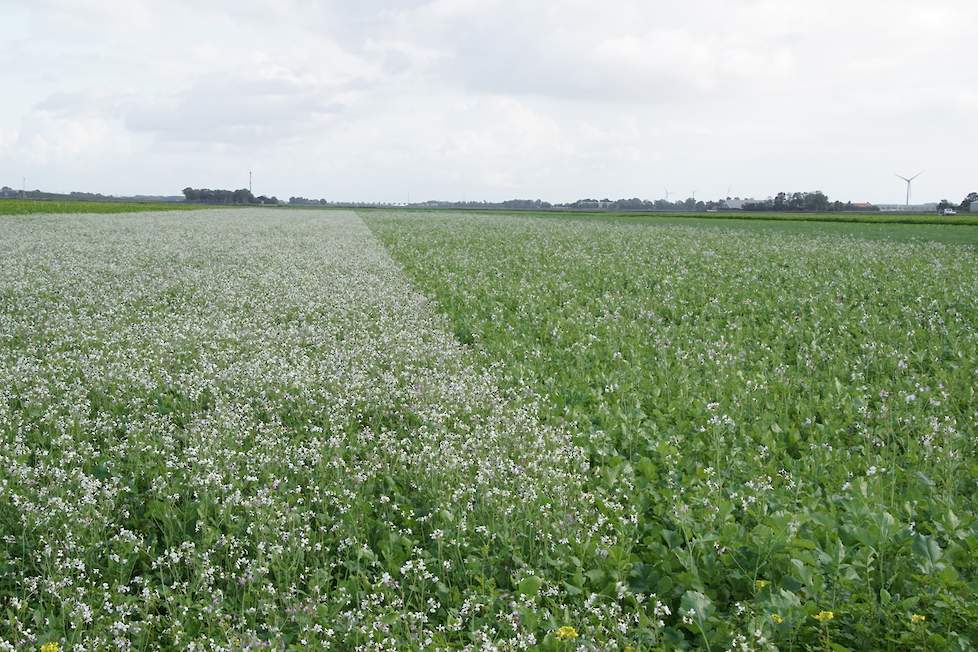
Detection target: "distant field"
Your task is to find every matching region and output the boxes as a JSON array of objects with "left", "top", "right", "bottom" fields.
[
  {"left": 533, "top": 211, "right": 978, "bottom": 247},
  {"left": 589, "top": 209, "right": 977, "bottom": 227},
  {"left": 359, "top": 206, "right": 978, "bottom": 226},
  {"left": 0, "top": 198, "right": 216, "bottom": 215},
  {"left": 357, "top": 207, "right": 978, "bottom": 247}
]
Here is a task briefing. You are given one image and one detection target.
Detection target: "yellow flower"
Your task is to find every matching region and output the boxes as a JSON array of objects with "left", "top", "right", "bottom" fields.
[
  {"left": 754, "top": 579, "right": 769, "bottom": 590},
  {"left": 555, "top": 625, "right": 579, "bottom": 640},
  {"left": 911, "top": 613, "right": 926, "bottom": 624},
  {"left": 41, "top": 644, "right": 61, "bottom": 652},
  {"left": 814, "top": 610, "right": 835, "bottom": 623},
  {"left": 771, "top": 613, "right": 784, "bottom": 624}
]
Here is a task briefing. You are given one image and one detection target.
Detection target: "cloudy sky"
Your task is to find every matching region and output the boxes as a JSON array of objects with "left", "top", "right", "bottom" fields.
[{"left": 1, "top": 0, "right": 975, "bottom": 203}]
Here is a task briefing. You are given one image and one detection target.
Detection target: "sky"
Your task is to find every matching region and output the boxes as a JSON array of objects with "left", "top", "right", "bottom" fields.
[{"left": 1, "top": 0, "right": 975, "bottom": 204}]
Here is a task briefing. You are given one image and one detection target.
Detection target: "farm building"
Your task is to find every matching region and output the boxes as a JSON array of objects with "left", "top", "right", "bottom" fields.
[
  {"left": 723, "top": 198, "right": 751, "bottom": 209},
  {"left": 971, "top": 201, "right": 978, "bottom": 212}
]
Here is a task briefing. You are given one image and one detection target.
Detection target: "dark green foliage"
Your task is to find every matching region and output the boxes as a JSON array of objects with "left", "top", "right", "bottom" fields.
[{"left": 366, "top": 210, "right": 978, "bottom": 650}]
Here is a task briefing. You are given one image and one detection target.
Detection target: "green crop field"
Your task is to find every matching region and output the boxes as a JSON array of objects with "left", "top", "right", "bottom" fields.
[
  {"left": 354, "top": 208, "right": 978, "bottom": 246},
  {"left": 524, "top": 212, "right": 978, "bottom": 247},
  {"left": 2, "top": 208, "right": 977, "bottom": 651},
  {"left": 0, "top": 199, "right": 216, "bottom": 215},
  {"left": 364, "top": 210, "right": 978, "bottom": 650}
]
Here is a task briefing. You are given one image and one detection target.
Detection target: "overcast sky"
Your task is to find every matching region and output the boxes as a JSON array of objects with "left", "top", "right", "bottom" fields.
[{"left": 1, "top": 0, "right": 975, "bottom": 203}]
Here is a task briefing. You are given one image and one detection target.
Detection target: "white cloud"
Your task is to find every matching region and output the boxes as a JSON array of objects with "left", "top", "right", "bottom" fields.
[
  {"left": 123, "top": 76, "right": 347, "bottom": 145},
  {"left": 0, "top": 0, "right": 976, "bottom": 202}
]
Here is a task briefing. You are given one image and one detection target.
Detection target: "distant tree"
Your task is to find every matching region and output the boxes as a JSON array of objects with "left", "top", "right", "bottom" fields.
[
  {"left": 937, "top": 199, "right": 954, "bottom": 213},
  {"left": 182, "top": 187, "right": 258, "bottom": 204},
  {"left": 960, "top": 192, "right": 978, "bottom": 212},
  {"left": 617, "top": 197, "right": 646, "bottom": 210},
  {"left": 741, "top": 190, "right": 837, "bottom": 212},
  {"left": 805, "top": 191, "right": 830, "bottom": 212},
  {"left": 234, "top": 188, "right": 255, "bottom": 204}
]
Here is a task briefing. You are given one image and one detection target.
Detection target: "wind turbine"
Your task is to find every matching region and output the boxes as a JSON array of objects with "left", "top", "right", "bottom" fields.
[
  {"left": 896, "top": 171, "right": 923, "bottom": 207},
  {"left": 664, "top": 188, "right": 671, "bottom": 201}
]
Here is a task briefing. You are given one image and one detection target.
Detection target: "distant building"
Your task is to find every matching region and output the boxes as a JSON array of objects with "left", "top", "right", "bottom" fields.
[
  {"left": 723, "top": 198, "right": 754, "bottom": 210},
  {"left": 849, "top": 202, "right": 875, "bottom": 210},
  {"left": 878, "top": 203, "right": 938, "bottom": 213},
  {"left": 971, "top": 201, "right": 978, "bottom": 212}
]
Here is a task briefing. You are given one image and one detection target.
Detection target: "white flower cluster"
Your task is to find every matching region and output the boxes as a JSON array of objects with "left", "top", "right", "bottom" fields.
[{"left": 0, "top": 210, "right": 624, "bottom": 650}]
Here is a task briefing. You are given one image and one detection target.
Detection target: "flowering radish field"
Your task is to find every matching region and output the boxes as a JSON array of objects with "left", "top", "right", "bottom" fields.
[
  {"left": 0, "top": 210, "right": 629, "bottom": 651},
  {"left": 1, "top": 208, "right": 977, "bottom": 651}
]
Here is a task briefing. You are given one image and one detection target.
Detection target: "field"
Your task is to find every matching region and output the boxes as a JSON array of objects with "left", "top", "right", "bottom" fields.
[
  {"left": 2, "top": 208, "right": 977, "bottom": 650},
  {"left": 358, "top": 208, "right": 978, "bottom": 228},
  {"left": 523, "top": 212, "right": 978, "bottom": 247},
  {"left": 0, "top": 199, "right": 214, "bottom": 215},
  {"left": 366, "top": 211, "right": 978, "bottom": 650},
  {"left": 355, "top": 209, "right": 978, "bottom": 247}
]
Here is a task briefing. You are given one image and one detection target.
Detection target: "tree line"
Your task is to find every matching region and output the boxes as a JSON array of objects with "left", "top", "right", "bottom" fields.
[
  {"left": 181, "top": 187, "right": 280, "bottom": 205},
  {"left": 741, "top": 191, "right": 877, "bottom": 212},
  {"left": 0, "top": 186, "right": 183, "bottom": 202},
  {"left": 937, "top": 192, "right": 978, "bottom": 213},
  {"left": 412, "top": 192, "right": 866, "bottom": 212}
]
